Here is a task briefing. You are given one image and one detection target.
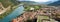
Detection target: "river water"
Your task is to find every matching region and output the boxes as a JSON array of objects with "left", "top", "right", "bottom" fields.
[{"left": 0, "top": 5, "right": 24, "bottom": 22}]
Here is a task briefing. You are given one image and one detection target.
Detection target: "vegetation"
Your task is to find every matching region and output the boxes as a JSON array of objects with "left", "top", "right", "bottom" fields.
[
  {"left": 37, "top": 16, "right": 49, "bottom": 22},
  {"left": 0, "top": 0, "right": 20, "bottom": 19},
  {"left": 0, "top": 0, "right": 20, "bottom": 8},
  {"left": 24, "top": 5, "right": 42, "bottom": 11}
]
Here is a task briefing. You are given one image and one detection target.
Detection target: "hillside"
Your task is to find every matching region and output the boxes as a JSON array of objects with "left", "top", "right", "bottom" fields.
[
  {"left": 0, "top": 0, "right": 20, "bottom": 8},
  {"left": 48, "top": 1, "right": 60, "bottom": 6},
  {"left": 0, "top": 0, "right": 20, "bottom": 19}
]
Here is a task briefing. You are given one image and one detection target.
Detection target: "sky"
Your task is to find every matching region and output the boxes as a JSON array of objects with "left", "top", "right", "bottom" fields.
[
  {"left": 18, "top": 0, "right": 59, "bottom": 2},
  {"left": 17, "top": 0, "right": 59, "bottom": 4},
  {"left": 30, "top": 0, "right": 58, "bottom": 2}
]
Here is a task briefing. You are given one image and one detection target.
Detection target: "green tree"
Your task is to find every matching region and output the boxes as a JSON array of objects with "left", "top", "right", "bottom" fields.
[
  {"left": 0, "top": 0, "right": 20, "bottom": 19},
  {"left": 34, "top": 6, "right": 41, "bottom": 10},
  {"left": 0, "top": 0, "right": 20, "bottom": 8},
  {"left": 24, "top": 6, "right": 31, "bottom": 11}
]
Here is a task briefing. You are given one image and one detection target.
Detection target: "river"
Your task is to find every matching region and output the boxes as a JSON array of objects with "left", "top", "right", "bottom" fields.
[{"left": 0, "top": 5, "right": 24, "bottom": 22}]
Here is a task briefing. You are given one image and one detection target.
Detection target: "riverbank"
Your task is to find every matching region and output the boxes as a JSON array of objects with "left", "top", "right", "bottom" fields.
[
  {"left": 12, "top": 6, "right": 60, "bottom": 22},
  {"left": 0, "top": 5, "right": 24, "bottom": 22},
  {"left": 0, "top": 5, "right": 19, "bottom": 19}
]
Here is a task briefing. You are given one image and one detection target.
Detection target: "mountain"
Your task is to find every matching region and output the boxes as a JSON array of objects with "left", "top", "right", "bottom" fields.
[
  {"left": 48, "top": 1, "right": 60, "bottom": 6},
  {"left": 19, "top": 1, "right": 41, "bottom": 4},
  {"left": 18, "top": 1, "right": 49, "bottom": 5}
]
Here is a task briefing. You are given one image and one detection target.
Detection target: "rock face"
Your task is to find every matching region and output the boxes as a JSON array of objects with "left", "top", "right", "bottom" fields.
[
  {"left": 0, "top": 2, "right": 4, "bottom": 12},
  {"left": 12, "top": 7, "right": 60, "bottom": 22},
  {"left": 0, "top": 2, "right": 11, "bottom": 15},
  {"left": 0, "top": 2, "right": 5, "bottom": 14}
]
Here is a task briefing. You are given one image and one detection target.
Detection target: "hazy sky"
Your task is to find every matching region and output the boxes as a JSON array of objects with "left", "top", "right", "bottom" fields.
[
  {"left": 18, "top": 0, "right": 58, "bottom": 2},
  {"left": 18, "top": 0, "right": 59, "bottom": 4}
]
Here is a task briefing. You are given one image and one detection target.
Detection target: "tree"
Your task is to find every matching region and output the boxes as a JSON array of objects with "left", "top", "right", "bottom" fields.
[
  {"left": 0, "top": 0, "right": 20, "bottom": 19},
  {"left": 34, "top": 6, "right": 41, "bottom": 11},
  {"left": 0, "top": 0, "right": 20, "bottom": 8}
]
